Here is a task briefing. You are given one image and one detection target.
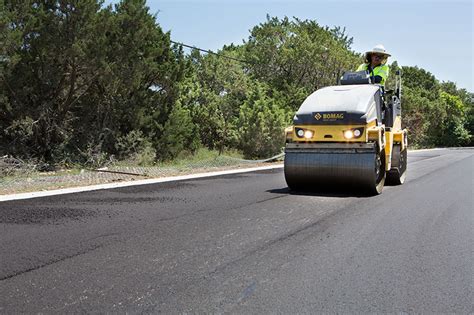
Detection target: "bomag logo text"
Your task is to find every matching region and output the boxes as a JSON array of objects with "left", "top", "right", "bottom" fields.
[{"left": 322, "top": 113, "right": 344, "bottom": 120}]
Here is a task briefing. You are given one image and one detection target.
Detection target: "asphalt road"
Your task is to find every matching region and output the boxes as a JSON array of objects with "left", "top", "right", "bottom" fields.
[{"left": 1, "top": 148, "right": 473, "bottom": 313}]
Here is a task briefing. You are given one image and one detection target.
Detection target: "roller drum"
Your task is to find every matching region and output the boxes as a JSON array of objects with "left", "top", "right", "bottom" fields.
[{"left": 284, "top": 145, "right": 380, "bottom": 191}]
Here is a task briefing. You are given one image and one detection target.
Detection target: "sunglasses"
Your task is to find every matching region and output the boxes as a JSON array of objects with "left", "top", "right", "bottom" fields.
[{"left": 371, "top": 54, "right": 384, "bottom": 59}]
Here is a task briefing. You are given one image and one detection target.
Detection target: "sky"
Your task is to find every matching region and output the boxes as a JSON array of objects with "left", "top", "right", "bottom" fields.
[{"left": 107, "top": 0, "right": 473, "bottom": 91}]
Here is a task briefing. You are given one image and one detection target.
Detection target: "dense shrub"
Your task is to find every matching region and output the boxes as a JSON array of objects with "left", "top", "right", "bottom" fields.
[{"left": 1, "top": 2, "right": 471, "bottom": 165}]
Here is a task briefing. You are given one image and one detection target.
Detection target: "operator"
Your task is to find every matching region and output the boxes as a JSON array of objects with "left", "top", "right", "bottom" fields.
[{"left": 357, "top": 44, "right": 391, "bottom": 86}]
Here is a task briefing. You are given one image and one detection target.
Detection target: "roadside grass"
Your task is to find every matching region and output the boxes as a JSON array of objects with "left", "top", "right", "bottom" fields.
[
  {"left": 114, "top": 148, "right": 245, "bottom": 169},
  {"left": 0, "top": 148, "right": 278, "bottom": 195}
]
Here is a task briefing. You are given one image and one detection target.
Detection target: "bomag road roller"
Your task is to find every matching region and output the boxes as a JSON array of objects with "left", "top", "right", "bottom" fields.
[{"left": 284, "top": 70, "right": 407, "bottom": 195}]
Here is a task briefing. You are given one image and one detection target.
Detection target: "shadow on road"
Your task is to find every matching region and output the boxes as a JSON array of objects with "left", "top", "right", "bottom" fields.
[{"left": 267, "top": 187, "right": 373, "bottom": 198}]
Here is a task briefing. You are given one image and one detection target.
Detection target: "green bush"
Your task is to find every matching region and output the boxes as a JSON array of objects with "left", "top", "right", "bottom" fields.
[
  {"left": 155, "top": 102, "right": 201, "bottom": 161},
  {"left": 238, "top": 82, "right": 290, "bottom": 158}
]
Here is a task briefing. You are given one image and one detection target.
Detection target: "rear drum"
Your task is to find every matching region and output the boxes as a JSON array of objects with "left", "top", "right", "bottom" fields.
[{"left": 386, "top": 144, "right": 407, "bottom": 185}]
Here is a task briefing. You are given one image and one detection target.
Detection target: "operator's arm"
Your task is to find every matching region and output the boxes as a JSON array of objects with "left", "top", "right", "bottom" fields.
[
  {"left": 373, "top": 65, "right": 389, "bottom": 85},
  {"left": 371, "top": 76, "right": 383, "bottom": 84},
  {"left": 357, "top": 64, "right": 388, "bottom": 84}
]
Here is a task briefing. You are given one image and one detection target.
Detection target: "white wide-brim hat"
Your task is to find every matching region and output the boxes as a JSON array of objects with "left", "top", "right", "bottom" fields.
[{"left": 365, "top": 44, "right": 391, "bottom": 58}]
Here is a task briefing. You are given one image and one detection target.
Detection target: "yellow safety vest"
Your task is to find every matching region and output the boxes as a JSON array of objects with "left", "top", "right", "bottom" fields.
[{"left": 357, "top": 63, "right": 390, "bottom": 86}]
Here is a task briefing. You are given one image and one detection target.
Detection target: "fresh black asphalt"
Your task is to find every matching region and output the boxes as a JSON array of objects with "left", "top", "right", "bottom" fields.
[{"left": 0, "top": 148, "right": 473, "bottom": 313}]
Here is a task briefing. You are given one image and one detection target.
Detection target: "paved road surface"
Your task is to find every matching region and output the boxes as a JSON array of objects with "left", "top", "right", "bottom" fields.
[{"left": 1, "top": 148, "right": 473, "bottom": 313}]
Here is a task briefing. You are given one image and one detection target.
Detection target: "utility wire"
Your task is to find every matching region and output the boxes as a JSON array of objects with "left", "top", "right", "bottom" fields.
[{"left": 170, "top": 40, "right": 252, "bottom": 65}]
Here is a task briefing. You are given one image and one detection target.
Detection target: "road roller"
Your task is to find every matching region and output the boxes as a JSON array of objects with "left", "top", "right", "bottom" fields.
[{"left": 284, "top": 70, "right": 407, "bottom": 195}]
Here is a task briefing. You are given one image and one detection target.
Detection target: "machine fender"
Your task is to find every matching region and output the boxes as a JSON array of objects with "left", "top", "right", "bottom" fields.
[
  {"left": 392, "top": 129, "right": 408, "bottom": 151},
  {"left": 367, "top": 126, "right": 385, "bottom": 153},
  {"left": 384, "top": 131, "right": 394, "bottom": 171},
  {"left": 284, "top": 126, "right": 294, "bottom": 143}
]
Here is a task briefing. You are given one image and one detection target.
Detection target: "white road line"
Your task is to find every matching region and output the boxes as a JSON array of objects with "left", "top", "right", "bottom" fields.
[
  {"left": 408, "top": 148, "right": 443, "bottom": 153},
  {"left": 3, "top": 148, "right": 469, "bottom": 202},
  {"left": 0, "top": 164, "right": 284, "bottom": 202}
]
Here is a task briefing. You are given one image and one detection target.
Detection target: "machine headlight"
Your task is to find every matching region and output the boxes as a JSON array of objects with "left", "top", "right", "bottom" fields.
[
  {"left": 343, "top": 130, "right": 354, "bottom": 139},
  {"left": 343, "top": 127, "right": 364, "bottom": 140},
  {"left": 295, "top": 128, "right": 314, "bottom": 139},
  {"left": 304, "top": 130, "right": 314, "bottom": 139}
]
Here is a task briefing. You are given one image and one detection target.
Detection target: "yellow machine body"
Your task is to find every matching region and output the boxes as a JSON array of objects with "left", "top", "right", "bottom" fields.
[{"left": 284, "top": 74, "right": 407, "bottom": 195}]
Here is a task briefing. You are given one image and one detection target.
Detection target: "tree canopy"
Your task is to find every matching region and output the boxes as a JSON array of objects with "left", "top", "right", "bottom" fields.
[{"left": 1, "top": 1, "right": 472, "bottom": 165}]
